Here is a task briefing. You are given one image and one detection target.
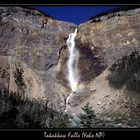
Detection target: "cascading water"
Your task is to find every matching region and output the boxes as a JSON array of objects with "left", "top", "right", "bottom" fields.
[
  {"left": 67, "top": 28, "right": 80, "bottom": 92},
  {"left": 65, "top": 28, "right": 80, "bottom": 112}
]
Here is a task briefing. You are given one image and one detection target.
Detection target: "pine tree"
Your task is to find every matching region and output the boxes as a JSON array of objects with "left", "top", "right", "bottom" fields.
[{"left": 78, "top": 102, "right": 102, "bottom": 128}]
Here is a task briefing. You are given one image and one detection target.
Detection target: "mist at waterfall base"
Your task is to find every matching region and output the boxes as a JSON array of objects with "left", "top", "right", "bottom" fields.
[
  {"left": 65, "top": 29, "right": 89, "bottom": 112},
  {"left": 66, "top": 29, "right": 89, "bottom": 94}
]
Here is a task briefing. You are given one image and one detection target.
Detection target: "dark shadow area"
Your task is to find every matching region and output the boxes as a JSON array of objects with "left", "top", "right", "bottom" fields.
[
  {"left": 56, "top": 45, "right": 69, "bottom": 88},
  {"left": 107, "top": 50, "right": 140, "bottom": 93},
  {"left": 78, "top": 44, "right": 106, "bottom": 83},
  {"left": 0, "top": 88, "right": 69, "bottom": 128}
]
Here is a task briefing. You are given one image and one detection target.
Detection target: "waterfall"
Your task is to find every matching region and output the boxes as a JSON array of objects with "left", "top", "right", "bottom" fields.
[
  {"left": 65, "top": 92, "right": 73, "bottom": 112},
  {"left": 65, "top": 28, "right": 80, "bottom": 112},
  {"left": 67, "top": 28, "right": 80, "bottom": 92}
]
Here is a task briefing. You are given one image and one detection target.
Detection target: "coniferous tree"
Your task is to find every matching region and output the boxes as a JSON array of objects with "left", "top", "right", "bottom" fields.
[{"left": 78, "top": 102, "right": 103, "bottom": 128}]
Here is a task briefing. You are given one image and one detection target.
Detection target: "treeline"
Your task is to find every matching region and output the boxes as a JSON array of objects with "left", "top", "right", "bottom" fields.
[
  {"left": 88, "top": 6, "right": 140, "bottom": 22},
  {"left": 0, "top": 89, "right": 138, "bottom": 128},
  {"left": 0, "top": 88, "right": 69, "bottom": 128},
  {"left": 108, "top": 50, "right": 140, "bottom": 93}
]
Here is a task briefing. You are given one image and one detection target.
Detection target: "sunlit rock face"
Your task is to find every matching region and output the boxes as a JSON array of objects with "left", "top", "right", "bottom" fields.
[
  {"left": 1, "top": 6, "right": 140, "bottom": 120},
  {"left": 0, "top": 6, "right": 77, "bottom": 112},
  {"left": 57, "top": 7, "right": 140, "bottom": 118},
  {"left": 78, "top": 8, "right": 140, "bottom": 67},
  {"left": 70, "top": 7, "right": 140, "bottom": 119}
]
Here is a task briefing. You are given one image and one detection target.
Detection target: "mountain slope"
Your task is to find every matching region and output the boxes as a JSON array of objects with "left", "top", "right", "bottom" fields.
[
  {"left": 0, "top": 6, "right": 77, "bottom": 112},
  {"left": 0, "top": 6, "right": 140, "bottom": 126}
]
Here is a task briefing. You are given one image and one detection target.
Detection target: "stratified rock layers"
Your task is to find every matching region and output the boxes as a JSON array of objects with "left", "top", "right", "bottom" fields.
[
  {"left": 1, "top": 7, "right": 140, "bottom": 119},
  {"left": 0, "top": 7, "right": 77, "bottom": 112}
]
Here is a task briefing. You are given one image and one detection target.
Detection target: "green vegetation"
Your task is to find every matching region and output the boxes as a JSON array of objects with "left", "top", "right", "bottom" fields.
[
  {"left": 75, "top": 102, "right": 127, "bottom": 128},
  {"left": 1, "top": 58, "right": 140, "bottom": 128},
  {"left": 77, "top": 102, "right": 105, "bottom": 128},
  {"left": 0, "top": 89, "right": 138, "bottom": 128},
  {"left": 14, "top": 67, "right": 26, "bottom": 94},
  {"left": 0, "top": 88, "right": 69, "bottom": 128},
  {"left": 107, "top": 50, "right": 140, "bottom": 93},
  {"left": 0, "top": 66, "right": 69, "bottom": 128}
]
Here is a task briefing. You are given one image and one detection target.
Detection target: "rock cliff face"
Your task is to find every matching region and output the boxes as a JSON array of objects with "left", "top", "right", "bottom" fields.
[
  {"left": 78, "top": 8, "right": 140, "bottom": 67},
  {"left": 71, "top": 7, "right": 140, "bottom": 120},
  {"left": 0, "top": 7, "right": 77, "bottom": 112},
  {"left": 0, "top": 6, "right": 140, "bottom": 121}
]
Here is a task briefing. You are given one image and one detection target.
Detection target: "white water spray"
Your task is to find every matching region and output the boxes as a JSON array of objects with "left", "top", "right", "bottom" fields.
[
  {"left": 67, "top": 28, "right": 80, "bottom": 92},
  {"left": 65, "top": 28, "right": 80, "bottom": 112},
  {"left": 65, "top": 92, "right": 73, "bottom": 112}
]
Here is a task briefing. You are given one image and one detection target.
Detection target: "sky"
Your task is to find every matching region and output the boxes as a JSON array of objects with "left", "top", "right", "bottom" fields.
[{"left": 32, "top": 6, "right": 117, "bottom": 25}]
